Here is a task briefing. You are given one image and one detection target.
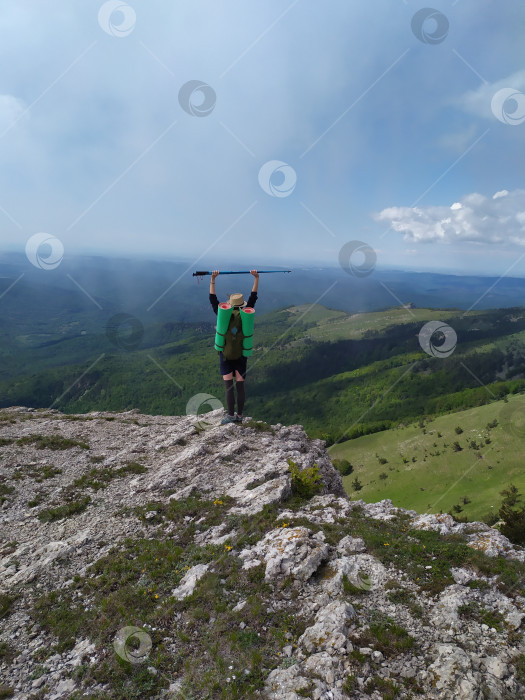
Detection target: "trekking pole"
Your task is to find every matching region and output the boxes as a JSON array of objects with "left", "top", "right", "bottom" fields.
[
  {"left": 193, "top": 270, "right": 291, "bottom": 276},
  {"left": 193, "top": 269, "right": 291, "bottom": 283}
]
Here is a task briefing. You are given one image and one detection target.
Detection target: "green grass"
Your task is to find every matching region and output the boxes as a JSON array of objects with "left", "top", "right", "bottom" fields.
[
  {"left": 304, "top": 306, "right": 459, "bottom": 342},
  {"left": 0, "top": 593, "right": 18, "bottom": 620},
  {"left": 72, "top": 462, "right": 147, "bottom": 491},
  {"left": 16, "top": 434, "right": 89, "bottom": 450},
  {"left": 0, "top": 482, "right": 16, "bottom": 504},
  {"left": 11, "top": 463, "right": 62, "bottom": 482},
  {"left": 37, "top": 496, "right": 92, "bottom": 522},
  {"left": 329, "top": 394, "right": 525, "bottom": 520}
]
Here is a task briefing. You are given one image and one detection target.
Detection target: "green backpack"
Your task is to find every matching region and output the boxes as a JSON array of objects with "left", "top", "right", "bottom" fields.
[{"left": 222, "top": 308, "right": 245, "bottom": 360}]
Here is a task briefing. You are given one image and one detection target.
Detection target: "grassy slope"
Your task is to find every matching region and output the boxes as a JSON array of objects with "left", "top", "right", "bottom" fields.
[
  {"left": 328, "top": 393, "right": 525, "bottom": 521},
  {"left": 302, "top": 306, "right": 468, "bottom": 341}
]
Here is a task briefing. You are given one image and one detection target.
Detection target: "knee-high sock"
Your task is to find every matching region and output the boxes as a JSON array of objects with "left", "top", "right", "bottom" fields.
[
  {"left": 236, "top": 380, "right": 245, "bottom": 415},
  {"left": 224, "top": 379, "right": 235, "bottom": 416}
]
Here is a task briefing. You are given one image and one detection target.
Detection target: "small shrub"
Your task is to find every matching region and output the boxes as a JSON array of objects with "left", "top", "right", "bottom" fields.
[
  {"left": 452, "top": 441, "right": 462, "bottom": 452},
  {"left": 287, "top": 458, "right": 322, "bottom": 498},
  {"left": 351, "top": 476, "right": 363, "bottom": 491},
  {"left": 455, "top": 426, "right": 463, "bottom": 434},
  {"left": 331, "top": 459, "right": 353, "bottom": 476}
]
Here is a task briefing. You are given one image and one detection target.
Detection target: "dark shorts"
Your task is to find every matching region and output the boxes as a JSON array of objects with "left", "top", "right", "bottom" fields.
[{"left": 219, "top": 352, "right": 247, "bottom": 379}]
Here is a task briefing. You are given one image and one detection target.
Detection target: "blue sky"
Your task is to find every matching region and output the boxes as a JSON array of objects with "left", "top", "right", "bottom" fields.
[{"left": 1, "top": 0, "right": 525, "bottom": 275}]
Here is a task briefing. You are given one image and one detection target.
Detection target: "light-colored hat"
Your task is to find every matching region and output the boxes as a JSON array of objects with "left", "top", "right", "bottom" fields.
[{"left": 229, "top": 293, "right": 247, "bottom": 308}]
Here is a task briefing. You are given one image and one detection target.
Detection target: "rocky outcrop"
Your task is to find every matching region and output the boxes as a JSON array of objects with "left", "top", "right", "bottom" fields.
[{"left": 0, "top": 406, "right": 524, "bottom": 699}]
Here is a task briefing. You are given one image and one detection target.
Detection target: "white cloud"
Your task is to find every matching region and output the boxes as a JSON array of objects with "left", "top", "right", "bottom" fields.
[
  {"left": 459, "top": 68, "right": 525, "bottom": 120},
  {"left": 375, "top": 189, "right": 525, "bottom": 246},
  {"left": 0, "top": 94, "right": 26, "bottom": 130}
]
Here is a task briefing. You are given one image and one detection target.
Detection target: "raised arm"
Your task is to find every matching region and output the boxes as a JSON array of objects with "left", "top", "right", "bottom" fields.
[
  {"left": 250, "top": 269, "right": 259, "bottom": 293},
  {"left": 210, "top": 269, "right": 219, "bottom": 295}
]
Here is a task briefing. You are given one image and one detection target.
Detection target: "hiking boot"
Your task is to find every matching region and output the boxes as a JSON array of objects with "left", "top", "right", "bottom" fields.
[
  {"left": 234, "top": 414, "right": 243, "bottom": 423},
  {"left": 221, "top": 415, "right": 236, "bottom": 425}
]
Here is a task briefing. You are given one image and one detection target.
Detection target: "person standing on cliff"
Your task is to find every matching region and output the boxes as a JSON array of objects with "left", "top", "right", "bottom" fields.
[{"left": 209, "top": 269, "right": 259, "bottom": 424}]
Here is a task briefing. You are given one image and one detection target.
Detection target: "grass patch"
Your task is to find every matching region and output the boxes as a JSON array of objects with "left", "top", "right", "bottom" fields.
[
  {"left": 0, "top": 481, "right": 15, "bottom": 504},
  {"left": 0, "top": 593, "right": 18, "bottom": 619},
  {"left": 355, "top": 610, "right": 415, "bottom": 657},
  {"left": 37, "top": 496, "right": 91, "bottom": 522},
  {"left": 514, "top": 653, "right": 525, "bottom": 684},
  {"left": 16, "top": 434, "right": 89, "bottom": 450},
  {"left": 0, "top": 641, "right": 19, "bottom": 664},
  {"left": 0, "top": 438, "right": 14, "bottom": 446},
  {"left": 364, "top": 675, "right": 401, "bottom": 699},
  {"left": 11, "top": 463, "right": 62, "bottom": 482},
  {"left": 457, "top": 602, "right": 505, "bottom": 632},
  {"left": 28, "top": 491, "right": 46, "bottom": 508},
  {"left": 72, "top": 462, "right": 147, "bottom": 492}
]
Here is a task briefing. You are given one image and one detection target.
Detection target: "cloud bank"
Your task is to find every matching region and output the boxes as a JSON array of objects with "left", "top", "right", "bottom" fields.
[{"left": 375, "top": 189, "right": 525, "bottom": 246}]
